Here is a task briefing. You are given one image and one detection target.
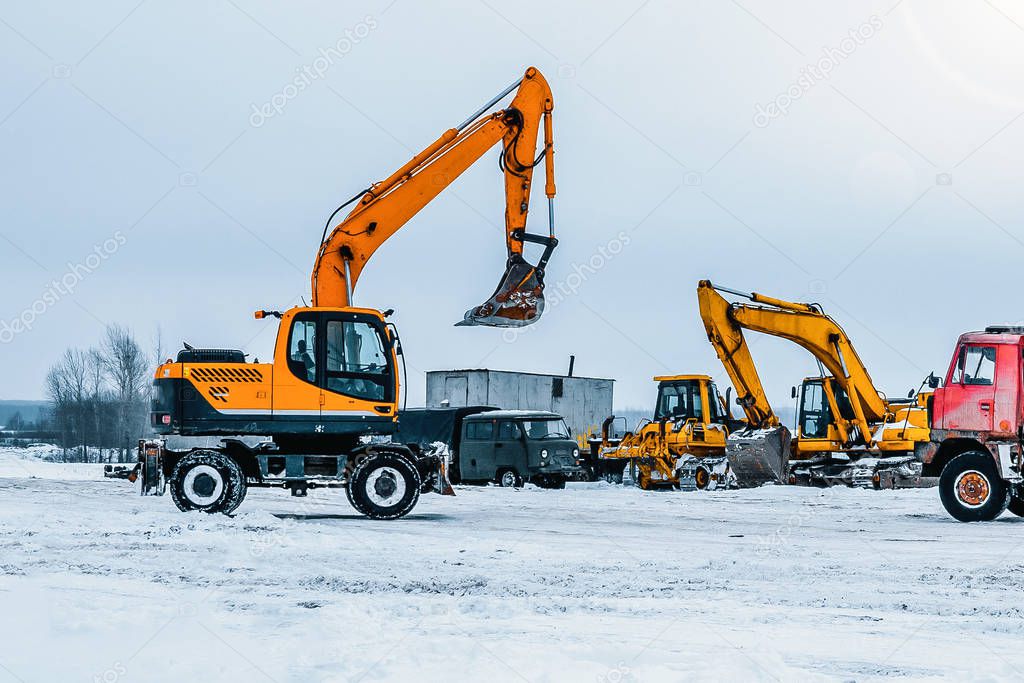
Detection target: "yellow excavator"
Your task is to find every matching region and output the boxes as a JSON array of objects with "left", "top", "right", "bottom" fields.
[
  {"left": 136, "top": 68, "right": 559, "bottom": 518},
  {"left": 697, "top": 280, "right": 933, "bottom": 488}
]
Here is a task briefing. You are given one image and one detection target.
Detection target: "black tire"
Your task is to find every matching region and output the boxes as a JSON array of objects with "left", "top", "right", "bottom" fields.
[
  {"left": 1007, "top": 496, "right": 1024, "bottom": 517},
  {"left": 169, "top": 450, "right": 247, "bottom": 515},
  {"left": 497, "top": 469, "right": 524, "bottom": 488},
  {"left": 939, "top": 451, "right": 1010, "bottom": 522},
  {"left": 346, "top": 452, "right": 421, "bottom": 520},
  {"left": 535, "top": 474, "right": 566, "bottom": 489}
]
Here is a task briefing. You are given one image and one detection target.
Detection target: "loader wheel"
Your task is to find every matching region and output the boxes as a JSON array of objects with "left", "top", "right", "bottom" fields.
[
  {"left": 939, "top": 451, "right": 1010, "bottom": 522},
  {"left": 169, "top": 450, "right": 247, "bottom": 515},
  {"left": 694, "top": 465, "right": 711, "bottom": 491},
  {"left": 497, "top": 469, "right": 524, "bottom": 488},
  {"left": 346, "top": 452, "right": 420, "bottom": 520}
]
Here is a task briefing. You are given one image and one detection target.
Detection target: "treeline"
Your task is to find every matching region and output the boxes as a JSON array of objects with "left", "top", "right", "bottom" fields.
[{"left": 43, "top": 324, "right": 157, "bottom": 463}]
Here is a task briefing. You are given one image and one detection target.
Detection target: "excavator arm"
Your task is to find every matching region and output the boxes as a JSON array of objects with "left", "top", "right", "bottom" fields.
[
  {"left": 697, "top": 280, "right": 888, "bottom": 445},
  {"left": 311, "top": 67, "right": 558, "bottom": 327}
]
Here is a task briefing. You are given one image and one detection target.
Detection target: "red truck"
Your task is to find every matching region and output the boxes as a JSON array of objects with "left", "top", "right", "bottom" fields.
[{"left": 920, "top": 326, "right": 1024, "bottom": 521}]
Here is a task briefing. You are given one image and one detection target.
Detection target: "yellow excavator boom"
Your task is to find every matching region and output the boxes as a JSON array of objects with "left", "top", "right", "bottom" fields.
[{"left": 698, "top": 280, "right": 891, "bottom": 447}]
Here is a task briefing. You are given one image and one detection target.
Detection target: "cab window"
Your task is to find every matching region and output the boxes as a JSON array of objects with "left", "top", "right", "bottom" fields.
[
  {"left": 656, "top": 382, "right": 703, "bottom": 420},
  {"left": 707, "top": 382, "right": 724, "bottom": 423},
  {"left": 951, "top": 345, "right": 996, "bottom": 386},
  {"left": 324, "top": 320, "right": 389, "bottom": 400},
  {"left": 288, "top": 318, "right": 317, "bottom": 384},
  {"left": 800, "top": 381, "right": 830, "bottom": 439}
]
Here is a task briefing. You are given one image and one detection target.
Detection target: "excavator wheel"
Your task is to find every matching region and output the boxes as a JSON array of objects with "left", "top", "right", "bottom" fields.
[
  {"left": 169, "top": 450, "right": 247, "bottom": 515},
  {"left": 347, "top": 451, "right": 421, "bottom": 520},
  {"left": 939, "top": 451, "right": 1010, "bottom": 522}
]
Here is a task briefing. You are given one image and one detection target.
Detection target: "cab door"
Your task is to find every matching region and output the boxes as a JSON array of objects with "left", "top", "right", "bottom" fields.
[
  {"left": 272, "top": 311, "right": 323, "bottom": 421},
  {"left": 939, "top": 344, "right": 997, "bottom": 432}
]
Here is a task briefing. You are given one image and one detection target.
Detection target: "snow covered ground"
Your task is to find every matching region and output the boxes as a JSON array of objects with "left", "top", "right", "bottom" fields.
[{"left": 1, "top": 448, "right": 1023, "bottom": 682}]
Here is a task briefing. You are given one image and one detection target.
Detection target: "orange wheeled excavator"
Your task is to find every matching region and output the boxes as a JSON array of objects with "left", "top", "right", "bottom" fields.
[{"left": 137, "top": 68, "right": 559, "bottom": 519}]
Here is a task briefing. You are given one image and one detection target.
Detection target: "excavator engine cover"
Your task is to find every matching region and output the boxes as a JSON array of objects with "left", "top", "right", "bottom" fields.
[
  {"left": 457, "top": 254, "right": 545, "bottom": 327},
  {"left": 726, "top": 425, "right": 791, "bottom": 488}
]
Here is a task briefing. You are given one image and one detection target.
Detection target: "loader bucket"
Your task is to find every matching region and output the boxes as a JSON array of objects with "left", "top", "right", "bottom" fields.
[
  {"left": 726, "top": 425, "right": 791, "bottom": 488},
  {"left": 456, "top": 253, "right": 545, "bottom": 327}
]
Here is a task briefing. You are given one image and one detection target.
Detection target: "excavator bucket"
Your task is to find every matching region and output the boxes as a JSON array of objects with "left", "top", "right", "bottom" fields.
[
  {"left": 457, "top": 254, "right": 545, "bottom": 327},
  {"left": 726, "top": 425, "right": 791, "bottom": 488}
]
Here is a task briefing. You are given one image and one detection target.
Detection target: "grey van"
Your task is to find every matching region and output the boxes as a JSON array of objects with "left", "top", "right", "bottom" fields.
[{"left": 458, "top": 410, "right": 583, "bottom": 488}]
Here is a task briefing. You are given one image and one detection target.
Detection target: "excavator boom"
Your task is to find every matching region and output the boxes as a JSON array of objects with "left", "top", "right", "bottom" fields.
[
  {"left": 698, "top": 280, "right": 890, "bottom": 447},
  {"left": 311, "top": 67, "right": 558, "bottom": 327}
]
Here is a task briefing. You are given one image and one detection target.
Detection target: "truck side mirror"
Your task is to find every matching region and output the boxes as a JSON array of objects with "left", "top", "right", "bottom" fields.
[
  {"left": 791, "top": 386, "right": 797, "bottom": 399},
  {"left": 907, "top": 389, "right": 915, "bottom": 398},
  {"left": 927, "top": 373, "right": 940, "bottom": 389}
]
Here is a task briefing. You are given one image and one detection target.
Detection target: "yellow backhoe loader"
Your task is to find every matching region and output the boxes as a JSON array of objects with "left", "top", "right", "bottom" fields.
[
  {"left": 136, "top": 68, "right": 559, "bottom": 518},
  {"left": 698, "top": 280, "right": 934, "bottom": 488}
]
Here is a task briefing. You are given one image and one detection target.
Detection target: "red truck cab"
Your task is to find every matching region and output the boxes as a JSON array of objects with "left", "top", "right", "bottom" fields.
[{"left": 923, "top": 327, "right": 1024, "bottom": 521}]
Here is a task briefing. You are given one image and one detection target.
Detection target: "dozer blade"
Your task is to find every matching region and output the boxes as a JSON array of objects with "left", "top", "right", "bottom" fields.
[
  {"left": 726, "top": 425, "right": 791, "bottom": 488},
  {"left": 456, "top": 254, "right": 545, "bottom": 327}
]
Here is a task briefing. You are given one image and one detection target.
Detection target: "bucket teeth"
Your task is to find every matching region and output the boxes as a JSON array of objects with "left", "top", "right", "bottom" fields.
[{"left": 456, "top": 254, "right": 545, "bottom": 328}]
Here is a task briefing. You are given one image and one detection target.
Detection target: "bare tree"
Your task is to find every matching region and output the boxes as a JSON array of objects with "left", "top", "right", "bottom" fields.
[
  {"left": 46, "top": 349, "right": 90, "bottom": 461},
  {"left": 101, "top": 325, "right": 149, "bottom": 460}
]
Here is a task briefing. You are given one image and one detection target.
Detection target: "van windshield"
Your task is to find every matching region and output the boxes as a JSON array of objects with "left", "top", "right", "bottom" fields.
[{"left": 521, "top": 419, "right": 571, "bottom": 440}]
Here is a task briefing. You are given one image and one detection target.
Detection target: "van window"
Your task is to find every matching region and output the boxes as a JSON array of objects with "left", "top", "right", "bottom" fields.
[
  {"left": 465, "top": 421, "right": 494, "bottom": 441},
  {"left": 521, "top": 419, "right": 571, "bottom": 440},
  {"left": 951, "top": 345, "right": 996, "bottom": 386},
  {"left": 497, "top": 421, "right": 521, "bottom": 440}
]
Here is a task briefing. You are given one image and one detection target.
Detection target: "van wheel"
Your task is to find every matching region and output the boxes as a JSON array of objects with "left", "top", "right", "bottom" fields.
[
  {"left": 535, "top": 475, "right": 565, "bottom": 489},
  {"left": 170, "top": 450, "right": 247, "bottom": 514},
  {"left": 939, "top": 451, "right": 1010, "bottom": 522},
  {"left": 347, "top": 452, "right": 421, "bottom": 520},
  {"left": 498, "top": 469, "right": 524, "bottom": 488}
]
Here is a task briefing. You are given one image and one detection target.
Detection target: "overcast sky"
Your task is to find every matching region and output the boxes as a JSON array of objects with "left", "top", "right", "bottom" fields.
[{"left": 2, "top": 0, "right": 1023, "bottom": 413}]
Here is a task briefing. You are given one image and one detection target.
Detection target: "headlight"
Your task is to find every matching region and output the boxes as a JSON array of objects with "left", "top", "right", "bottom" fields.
[
  {"left": 540, "top": 449, "right": 548, "bottom": 459},
  {"left": 573, "top": 448, "right": 580, "bottom": 458}
]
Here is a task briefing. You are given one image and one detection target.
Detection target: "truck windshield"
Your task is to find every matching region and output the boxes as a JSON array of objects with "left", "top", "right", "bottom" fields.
[{"left": 521, "top": 419, "right": 571, "bottom": 440}]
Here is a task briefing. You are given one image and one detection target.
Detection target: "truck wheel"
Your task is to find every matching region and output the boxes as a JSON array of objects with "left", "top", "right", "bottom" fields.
[
  {"left": 169, "top": 450, "right": 247, "bottom": 515},
  {"left": 1007, "top": 496, "right": 1024, "bottom": 517},
  {"left": 497, "top": 469, "right": 524, "bottom": 488},
  {"left": 939, "top": 451, "right": 1010, "bottom": 522},
  {"left": 346, "top": 452, "right": 421, "bottom": 520}
]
